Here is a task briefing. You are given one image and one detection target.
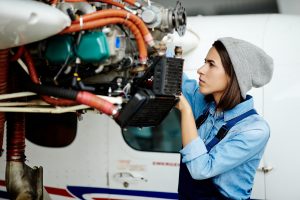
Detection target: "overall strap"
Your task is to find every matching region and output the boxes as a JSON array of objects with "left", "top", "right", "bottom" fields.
[
  {"left": 206, "top": 109, "right": 258, "bottom": 152},
  {"left": 195, "top": 106, "right": 210, "bottom": 129}
]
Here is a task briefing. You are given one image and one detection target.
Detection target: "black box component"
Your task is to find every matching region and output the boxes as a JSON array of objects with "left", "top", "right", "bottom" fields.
[
  {"left": 115, "top": 89, "right": 178, "bottom": 127},
  {"left": 153, "top": 57, "right": 184, "bottom": 96}
]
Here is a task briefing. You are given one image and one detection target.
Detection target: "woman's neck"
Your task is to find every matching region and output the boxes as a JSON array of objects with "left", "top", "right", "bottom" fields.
[{"left": 213, "top": 92, "right": 223, "bottom": 104}]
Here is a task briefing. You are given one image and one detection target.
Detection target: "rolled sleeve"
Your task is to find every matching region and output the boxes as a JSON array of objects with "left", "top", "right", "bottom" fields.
[{"left": 180, "top": 137, "right": 207, "bottom": 163}]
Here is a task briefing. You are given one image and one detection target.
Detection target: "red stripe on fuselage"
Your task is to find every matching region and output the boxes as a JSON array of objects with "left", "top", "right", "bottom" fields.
[
  {"left": 1, "top": 180, "right": 73, "bottom": 198},
  {"left": 45, "top": 186, "right": 74, "bottom": 198},
  {"left": 0, "top": 180, "right": 5, "bottom": 186}
]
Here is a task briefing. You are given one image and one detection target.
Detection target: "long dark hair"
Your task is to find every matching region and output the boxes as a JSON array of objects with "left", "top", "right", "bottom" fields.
[{"left": 205, "top": 40, "right": 243, "bottom": 111}]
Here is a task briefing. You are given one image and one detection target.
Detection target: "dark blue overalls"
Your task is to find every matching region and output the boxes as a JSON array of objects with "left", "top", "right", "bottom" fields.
[{"left": 178, "top": 108, "right": 257, "bottom": 200}]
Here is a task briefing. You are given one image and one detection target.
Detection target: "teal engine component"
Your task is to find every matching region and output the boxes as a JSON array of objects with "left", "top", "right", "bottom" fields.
[
  {"left": 45, "top": 35, "right": 75, "bottom": 65},
  {"left": 45, "top": 32, "right": 110, "bottom": 65},
  {"left": 76, "top": 32, "right": 110, "bottom": 63}
]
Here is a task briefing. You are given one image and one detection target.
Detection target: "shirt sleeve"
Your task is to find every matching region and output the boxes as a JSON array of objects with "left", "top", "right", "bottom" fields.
[
  {"left": 182, "top": 73, "right": 206, "bottom": 117},
  {"left": 180, "top": 119, "right": 270, "bottom": 180},
  {"left": 180, "top": 136, "right": 207, "bottom": 160}
]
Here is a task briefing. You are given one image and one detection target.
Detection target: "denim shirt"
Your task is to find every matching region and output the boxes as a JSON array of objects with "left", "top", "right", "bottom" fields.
[{"left": 179, "top": 74, "right": 270, "bottom": 199}]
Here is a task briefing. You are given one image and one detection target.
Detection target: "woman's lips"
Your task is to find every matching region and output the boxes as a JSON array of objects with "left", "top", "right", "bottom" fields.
[{"left": 199, "top": 78, "right": 205, "bottom": 83}]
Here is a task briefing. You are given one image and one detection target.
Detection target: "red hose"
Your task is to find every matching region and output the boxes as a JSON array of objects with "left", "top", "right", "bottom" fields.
[
  {"left": 10, "top": 46, "right": 25, "bottom": 62},
  {"left": 76, "top": 91, "right": 118, "bottom": 116},
  {"left": 0, "top": 49, "right": 9, "bottom": 156},
  {"left": 6, "top": 113, "right": 26, "bottom": 162}
]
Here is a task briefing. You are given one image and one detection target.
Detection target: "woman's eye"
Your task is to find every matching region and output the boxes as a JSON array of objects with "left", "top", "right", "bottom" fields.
[{"left": 204, "top": 60, "right": 215, "bottom": 67}]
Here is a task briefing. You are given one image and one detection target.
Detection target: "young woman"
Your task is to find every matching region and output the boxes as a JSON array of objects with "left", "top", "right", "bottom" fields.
[{"left": 177, "top": 37, "right": 274, "bottom": 200}]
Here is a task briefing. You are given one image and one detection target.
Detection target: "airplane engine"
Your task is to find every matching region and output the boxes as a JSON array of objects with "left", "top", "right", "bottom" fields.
[
  {"left": 0, "top": 0, "right": 186, "bottom": 126},
  {"left": 0, "top": 0, "right": 186, "bottom": 199}
]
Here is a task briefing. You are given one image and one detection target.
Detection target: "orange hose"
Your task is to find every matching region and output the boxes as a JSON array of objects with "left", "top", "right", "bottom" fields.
[
  {"left": 64, "top": 0, "right": 136, "bottom": 7},
  {"left": 50, "top": 0, "right": 59, "bottom": 5},
  {"left": 55, "top": 0, "right": 125, "bottom": 10},
  {"left": 64, "top": 0, "right": 87, "bottom": 2},
  {"left": 123, "top": 0, "right": 136, "bottom": 6},
  {"left": 6, "top": 113, "right": 26, "bottom": 162},
  {"left": 62, "top": 17, "right": 147, "bottom": 63},
  {"left": 0, "top": 49, "right": 9, "bottom": 156},
  {"left": 23, "top": 49, "right": 78, "bottom": 106},
  {"left": 91, "top": 0, "right": 125, "bottom": 9},
  {"left": 72, "top": 9, "right": 154, "bottom": 46},
  {"left": 60, "top": 0, "right": 125, "bottom": 9},
  {"left": 65, "top": 0, "right": 125, "bottom": 9}
]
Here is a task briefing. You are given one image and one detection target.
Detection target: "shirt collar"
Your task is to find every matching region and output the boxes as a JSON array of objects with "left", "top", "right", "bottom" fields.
[{"left": 207, "top": 95, "right": 254, "bottom": 121}]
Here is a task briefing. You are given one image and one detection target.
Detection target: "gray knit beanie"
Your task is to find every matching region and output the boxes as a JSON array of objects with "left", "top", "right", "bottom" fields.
[{"left": 218, "top": 37, "right": 274, "bottom": 99}]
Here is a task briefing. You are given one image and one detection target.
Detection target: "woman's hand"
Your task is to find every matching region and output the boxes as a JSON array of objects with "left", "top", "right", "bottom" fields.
[
  {"left": 176, "top": 94, "right": 192, "bottom": 113},
  {"left": 176, "top": 94, "right": 198, "bottom": 146}
]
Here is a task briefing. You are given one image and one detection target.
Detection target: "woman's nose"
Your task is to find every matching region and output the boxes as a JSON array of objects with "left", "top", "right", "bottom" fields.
[{"left": 197, "top": 64, "right": 205, "bottom": 75}]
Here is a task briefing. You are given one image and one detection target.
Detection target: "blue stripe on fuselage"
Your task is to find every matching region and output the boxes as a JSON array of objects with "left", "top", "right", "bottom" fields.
[
  {"left": 0, "top": 190, "right": 9, "bottom": 199},
  {"left": 67, "top": 186, "right": 178, "bottom": 199}
]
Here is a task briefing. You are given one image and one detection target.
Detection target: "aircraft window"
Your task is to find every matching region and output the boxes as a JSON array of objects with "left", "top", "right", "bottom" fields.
[
  {"left": 122, "top": 109, "right": 182, "bottom": 153},
  {"left": 25, "top": 113, "right": 77, "bottom": 147}
]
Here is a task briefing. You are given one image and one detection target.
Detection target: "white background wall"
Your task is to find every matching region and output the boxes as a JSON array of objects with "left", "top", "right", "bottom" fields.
[{"left": 277, "top": 0, "right": 300, "bottom": 14}]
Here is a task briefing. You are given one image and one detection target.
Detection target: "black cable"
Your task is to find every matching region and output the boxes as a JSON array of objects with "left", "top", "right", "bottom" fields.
[
  {"left": 117, "top": 24, "right": 136, "bottom": 58},
  {"left": 25, "top": 82, "right": 78, "bottom": 100}
]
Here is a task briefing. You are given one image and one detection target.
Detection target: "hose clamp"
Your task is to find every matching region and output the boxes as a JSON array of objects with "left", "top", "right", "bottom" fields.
[
  {"left": 125, "top": 13, "right": 130, "bottom": 21},
  {"left": 79, "top": 16, "right": 84, "bottom": 30}
]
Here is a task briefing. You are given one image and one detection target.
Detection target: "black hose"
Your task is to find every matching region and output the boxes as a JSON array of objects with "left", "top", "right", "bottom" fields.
[{"left": 25, "top": 82, "right": 78, "bottom": 100}]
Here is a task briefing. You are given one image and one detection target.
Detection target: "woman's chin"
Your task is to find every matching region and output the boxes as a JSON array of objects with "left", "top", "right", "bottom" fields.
[{"left": 199, "top": 88, "right": 210, "bottom": 95}]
